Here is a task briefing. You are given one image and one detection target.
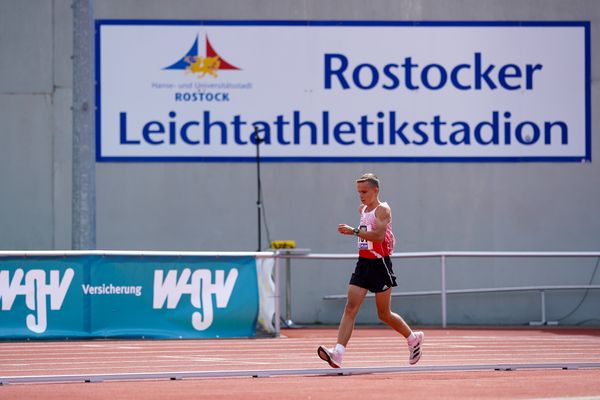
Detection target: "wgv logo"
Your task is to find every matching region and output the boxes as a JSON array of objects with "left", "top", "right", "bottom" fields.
[
  {"left": 0, "top": 268, "right": 74, "bottom": 333},
  {"left": 153, "top": 268, "right": 238, "bottom": 331}
]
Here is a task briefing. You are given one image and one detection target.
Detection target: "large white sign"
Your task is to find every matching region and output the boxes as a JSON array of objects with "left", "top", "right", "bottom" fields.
[{"left": 96, "top": 21, "right": 590, "bottom": 162}]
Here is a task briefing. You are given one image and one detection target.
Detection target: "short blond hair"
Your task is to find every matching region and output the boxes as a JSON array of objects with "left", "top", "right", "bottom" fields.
[{"left": 356, "top": 173, "right": 380, "bottom": 188}]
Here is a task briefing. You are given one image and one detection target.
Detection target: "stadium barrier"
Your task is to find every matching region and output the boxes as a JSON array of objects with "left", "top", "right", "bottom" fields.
[{"left": 2, "top": 251, "right": 598, "bottom": 339}]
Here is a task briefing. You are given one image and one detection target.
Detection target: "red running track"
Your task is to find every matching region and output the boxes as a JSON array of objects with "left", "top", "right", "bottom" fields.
[{"left": 1, "top": 327, "right": 600, "bottom": 399}]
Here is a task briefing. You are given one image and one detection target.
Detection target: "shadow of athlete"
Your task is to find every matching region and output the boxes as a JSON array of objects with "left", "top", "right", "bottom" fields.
[{"left": 318, "top": 173, "right": 424, "bottom": 368}]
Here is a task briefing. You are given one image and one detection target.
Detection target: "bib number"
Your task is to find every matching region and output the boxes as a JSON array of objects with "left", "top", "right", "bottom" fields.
[{"left": 357, "top": 225, "right": 371, "bottom": 250}]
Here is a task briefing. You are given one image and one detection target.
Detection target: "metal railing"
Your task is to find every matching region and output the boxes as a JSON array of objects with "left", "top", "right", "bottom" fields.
[{"left": 273, "top": 251, "right": 600, "bottom": 333}]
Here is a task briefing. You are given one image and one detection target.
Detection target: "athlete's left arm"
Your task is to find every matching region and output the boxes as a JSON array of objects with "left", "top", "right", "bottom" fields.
[{"left": 357, "top": 205, "right": 390, "bottom": 243}]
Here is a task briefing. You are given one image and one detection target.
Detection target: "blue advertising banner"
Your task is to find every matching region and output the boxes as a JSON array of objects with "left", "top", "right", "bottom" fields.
[{"left": 0, "top": 254, "right": 260, "bottom": 339}]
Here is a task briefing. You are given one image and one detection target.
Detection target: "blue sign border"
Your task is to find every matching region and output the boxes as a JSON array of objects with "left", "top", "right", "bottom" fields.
[{"left": 95, "top": 20, "right": 591, "bottom": 163}]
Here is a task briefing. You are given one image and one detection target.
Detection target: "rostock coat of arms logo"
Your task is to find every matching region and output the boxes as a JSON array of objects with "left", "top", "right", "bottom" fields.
[{"left": 164, "top": 34, "right": 240, "bottom": 78}]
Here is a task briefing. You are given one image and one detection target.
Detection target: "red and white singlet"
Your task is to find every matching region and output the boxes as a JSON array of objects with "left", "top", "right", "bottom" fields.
[{"left": 357, "top": 203, "right": 395, "bottom": 259}]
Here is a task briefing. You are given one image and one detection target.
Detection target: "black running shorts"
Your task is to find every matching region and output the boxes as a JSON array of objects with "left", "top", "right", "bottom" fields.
[{"left": 349, "top": 256, "right": 397, "bottom": 293}]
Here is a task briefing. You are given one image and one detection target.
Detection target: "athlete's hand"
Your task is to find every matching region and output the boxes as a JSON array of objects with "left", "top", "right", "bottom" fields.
[{"left": 338, "top": 224, "right": 354, "bottom": 235}]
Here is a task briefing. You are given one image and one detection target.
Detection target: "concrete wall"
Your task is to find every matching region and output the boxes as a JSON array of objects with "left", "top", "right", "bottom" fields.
[
  {"left": 0, "top": 0, "right": 73, "bottom": 250},
  {"left": 1, "top": 0, "right": 598, "bottom": 326}
]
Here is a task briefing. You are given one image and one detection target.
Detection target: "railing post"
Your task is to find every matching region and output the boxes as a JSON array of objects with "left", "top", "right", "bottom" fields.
[
  {"left": 441, "top": 254, "right": 447, "bottom": 328},
  {"left": 540, "top": 290, "right": 546, "bottom": 324},
  {"left": 285, "top": 256, "right": 292, "bottom": 325},
  {"left": 274, "top": 251, "right": 281, "bottom": 336},
  {"left": 278, "top": 248, "right": 309, "bottom": 328}
]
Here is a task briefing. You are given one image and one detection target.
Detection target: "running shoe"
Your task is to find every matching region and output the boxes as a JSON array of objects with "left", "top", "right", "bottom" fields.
[
  {"left": 317, "top": 345, "right": 342, "bottom": 368},
  {"left": 408, "top": 331, "right": 424, "bottom": 365}
]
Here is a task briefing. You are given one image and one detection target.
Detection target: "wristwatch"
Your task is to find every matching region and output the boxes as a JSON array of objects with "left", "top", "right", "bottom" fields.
[{"left": 352, "top": 227, "right": 360, "bottom": 236}]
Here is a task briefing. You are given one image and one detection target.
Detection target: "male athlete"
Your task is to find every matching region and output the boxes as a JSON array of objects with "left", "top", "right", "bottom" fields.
[{"left": 317, "top": 173, "right": 424, "bottom": 368}]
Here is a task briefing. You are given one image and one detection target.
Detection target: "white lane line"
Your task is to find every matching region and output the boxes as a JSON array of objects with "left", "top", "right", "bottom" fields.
[{"left": 3, "top": 362, "right": 600, "bottom": 385}]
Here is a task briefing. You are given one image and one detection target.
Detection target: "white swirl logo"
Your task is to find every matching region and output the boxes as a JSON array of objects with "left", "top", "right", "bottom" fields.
[
  {"left": 153, "top": 268, "right": 238, "bottom": 331},
  {"left": 0, "top": 269, "right": 74, "bottom": 333}
]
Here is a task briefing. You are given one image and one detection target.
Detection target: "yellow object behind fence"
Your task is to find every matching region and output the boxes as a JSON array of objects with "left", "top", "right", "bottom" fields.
[{"left": 270, "top": 240, "right": 296, "bottom": 249}]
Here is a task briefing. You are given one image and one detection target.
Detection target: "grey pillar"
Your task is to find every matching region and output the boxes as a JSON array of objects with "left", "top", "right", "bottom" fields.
[{"left": 72, "top": 0, "right": 96, "bottom": 249}]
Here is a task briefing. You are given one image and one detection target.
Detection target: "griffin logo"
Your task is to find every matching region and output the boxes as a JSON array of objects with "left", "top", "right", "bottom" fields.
[{"left": 164, "top": 34, "right": 240, "bottom": 78}]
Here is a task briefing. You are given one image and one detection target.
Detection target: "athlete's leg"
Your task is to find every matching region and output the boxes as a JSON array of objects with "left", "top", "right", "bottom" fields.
[
  {"left": 375, "top": 289, "right": 424, "bottom": 364},
  {"left": 337, "top": 284, "right": 368, "bottom": 346},
  {"left": 374, "top": 288, "right": 412, "bottom": 338},
  {"left": 318, "top": 284, "right": 368, "bottom": 368}
]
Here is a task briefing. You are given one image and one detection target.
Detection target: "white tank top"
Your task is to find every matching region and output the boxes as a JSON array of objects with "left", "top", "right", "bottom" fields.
[{"left": 357, "top": 203, "right": 395, "bottom": 259}]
